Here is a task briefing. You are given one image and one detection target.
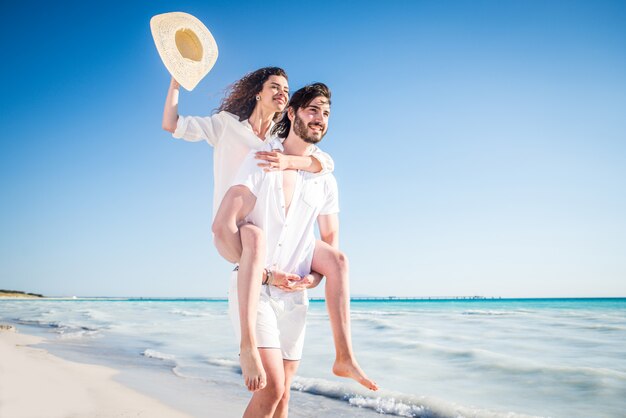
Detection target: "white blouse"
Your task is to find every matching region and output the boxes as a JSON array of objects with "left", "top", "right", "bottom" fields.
[{"left": 173, "top": 111, "right": 334, "bottom": 218}]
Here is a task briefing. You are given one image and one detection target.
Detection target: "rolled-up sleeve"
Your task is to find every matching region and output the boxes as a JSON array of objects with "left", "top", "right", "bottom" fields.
[
  {"left": 172, "top": 112, "right": 226, "bottom": 147},
  {"left": 310, "top": 148, "right": 334, "bottom": 175}
]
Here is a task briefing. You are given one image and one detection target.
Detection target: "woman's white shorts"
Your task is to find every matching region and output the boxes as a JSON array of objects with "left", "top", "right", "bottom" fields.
[{"left": 228, "top": 270, "right": 308, "bottom": 360}]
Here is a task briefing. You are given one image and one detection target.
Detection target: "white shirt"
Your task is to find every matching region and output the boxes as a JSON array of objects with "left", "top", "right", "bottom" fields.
[
  {"left": 233, "top": 139, "right": 340, "bottom": 278},
  {"left": 173, "top": 111, "right": 334, "bottom": 219}
]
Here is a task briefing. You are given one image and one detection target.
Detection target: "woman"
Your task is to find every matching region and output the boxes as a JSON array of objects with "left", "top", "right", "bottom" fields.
[{"left": 162, "top": 67, "right": 376, "bottom": 394}]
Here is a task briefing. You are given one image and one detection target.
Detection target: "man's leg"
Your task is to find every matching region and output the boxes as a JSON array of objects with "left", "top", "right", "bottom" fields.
[
  {"left": 311, "top": 240, "right": 378, "bottom": 390},
  {"left": 273, "top": 360, "right": 300, "bottom": 418},
  {"left": 213, "top": 187, "right": 266, "bottom": 391},
  {"left": 243, "top": 349, "right": 285, "bottom": 418}
]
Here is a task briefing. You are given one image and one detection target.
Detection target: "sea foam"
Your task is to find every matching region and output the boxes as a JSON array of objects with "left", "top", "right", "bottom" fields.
[
  {"left": 291, "top": 376, "right": 542, "bottom": 418},
  {"left": 142, "top": 349, "right": 177, "bottom": 362}
]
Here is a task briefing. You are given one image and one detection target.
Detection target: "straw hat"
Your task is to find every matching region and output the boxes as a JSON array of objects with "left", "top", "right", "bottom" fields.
[{"left": 150, "top": 12, "right": 219, "bottom": 91}]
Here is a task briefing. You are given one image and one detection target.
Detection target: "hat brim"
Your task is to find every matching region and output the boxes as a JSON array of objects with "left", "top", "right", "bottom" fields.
[{"left": 150, "top": 12, "right": 219, "bottom": 91}]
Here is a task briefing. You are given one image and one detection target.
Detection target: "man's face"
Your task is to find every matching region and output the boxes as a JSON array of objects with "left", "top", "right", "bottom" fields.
[{"left": 292, "top": 96, "right": 330, "bottom": 144}]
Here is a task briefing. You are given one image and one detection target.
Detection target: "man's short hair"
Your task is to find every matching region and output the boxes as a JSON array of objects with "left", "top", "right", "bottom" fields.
[{"left": 271, "top": 83, "right": 331, "bottom": 139}]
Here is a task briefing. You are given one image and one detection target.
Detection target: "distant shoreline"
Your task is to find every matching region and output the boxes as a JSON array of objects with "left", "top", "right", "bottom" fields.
[
  {"left": 0, "top": 290, "right": 43, "bottom": 299},
  {"left": 2, "top": 295, "right": 623, "bottom": 302}
]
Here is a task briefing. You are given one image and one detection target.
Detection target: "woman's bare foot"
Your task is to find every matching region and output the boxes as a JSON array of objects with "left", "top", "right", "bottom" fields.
[
  {"left": 333, "top": 359, "right": 378, "bottom": 391},
  {"left": 240, "top": 347, "right": 266, "bottom": 391}
]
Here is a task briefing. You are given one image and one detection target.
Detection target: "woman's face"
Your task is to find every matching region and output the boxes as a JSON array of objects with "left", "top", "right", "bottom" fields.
[{"left": 257, "top": 75, "right": 289, "bottom": 113}]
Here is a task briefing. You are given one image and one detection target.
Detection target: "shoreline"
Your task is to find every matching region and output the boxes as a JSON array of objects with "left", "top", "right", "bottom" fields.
[
  {"left": 0, "top": 327, "right": 197, "bottom": 418},
  {"left": 0, "top": 326, "right": 377, "bottom": 418},
  {"left": 0, "top": 324, "right": 381, "bottom": 418}
]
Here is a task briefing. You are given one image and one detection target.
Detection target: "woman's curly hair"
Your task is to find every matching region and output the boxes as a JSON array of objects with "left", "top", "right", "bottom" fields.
[{"left": 218, "top": 67, "right": 288, "bottom": 122}]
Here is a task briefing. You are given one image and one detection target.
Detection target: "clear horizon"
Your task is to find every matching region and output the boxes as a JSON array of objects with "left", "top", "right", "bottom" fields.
[{"left": 3, "top": 291, "right": 625, "bottom": 301}]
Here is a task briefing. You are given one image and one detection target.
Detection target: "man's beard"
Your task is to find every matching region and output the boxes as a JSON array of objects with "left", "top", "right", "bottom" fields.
[{"left": 293, "top": 114, "right": 325, "bottom": 144}]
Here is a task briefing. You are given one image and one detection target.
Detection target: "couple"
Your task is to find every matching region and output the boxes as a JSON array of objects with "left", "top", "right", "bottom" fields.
[{"left": 162, "top": 68, "right": 376, "bottom": 417}]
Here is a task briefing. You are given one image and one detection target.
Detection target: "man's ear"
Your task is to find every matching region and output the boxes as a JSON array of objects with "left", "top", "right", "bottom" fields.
[{"left": 287, "top": 107, "right": 295, "bottom": 122}]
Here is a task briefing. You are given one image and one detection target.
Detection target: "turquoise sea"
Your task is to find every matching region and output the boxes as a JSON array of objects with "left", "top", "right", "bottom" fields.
[{"left": 1, "top": 297, "right": 625, "bottom": 417}]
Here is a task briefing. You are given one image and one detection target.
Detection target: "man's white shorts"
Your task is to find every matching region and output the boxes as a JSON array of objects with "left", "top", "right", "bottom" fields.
[{"left": 228, "top": 271, "right": 309, "bottom": 360}]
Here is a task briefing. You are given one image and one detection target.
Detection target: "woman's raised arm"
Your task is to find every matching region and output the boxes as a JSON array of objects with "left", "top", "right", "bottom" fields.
[{"left": 162, "top": 77, "right": 180, "bottom": 133}]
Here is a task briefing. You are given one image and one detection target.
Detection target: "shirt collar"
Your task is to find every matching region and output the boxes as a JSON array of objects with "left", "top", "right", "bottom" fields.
[
  {"left": 242, "top": 118, "right": 276, "bottom": 141},
  {"left": 268, "top": 137, "right": 284, "bottom": 151}
]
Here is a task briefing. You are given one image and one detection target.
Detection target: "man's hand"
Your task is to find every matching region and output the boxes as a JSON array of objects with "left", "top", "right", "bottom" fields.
[
  {"left": 270, "top": 270, "right": 321, "bottom": 292},
  {"left": 255, "top": 150, "right": 290, "bottom": 172},
  {"left": 269, "top": 269, "right": 301, "bottom": 291}
]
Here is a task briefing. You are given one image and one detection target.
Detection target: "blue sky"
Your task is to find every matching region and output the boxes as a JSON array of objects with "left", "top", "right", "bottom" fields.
[{"left": 1, "top": 0, "right": 625, "bottom": 297}]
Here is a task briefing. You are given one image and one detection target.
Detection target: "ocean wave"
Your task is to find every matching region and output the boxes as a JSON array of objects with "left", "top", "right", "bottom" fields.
[
  {"left": 404, "top": 341, "right": 626, "bottom": 385},
  {"left": 58, "top": 328, "right": 101, "bottom": 339},
  {"left": 169, "top": 309, "right": 215, "bottom": 318},
  {"left": 348, "top": 395, "right": 433, "bottom": 417},
  {"left": 78, "top": 309, "right": 112, "bottom": 322},
  {"left": 291, "top": 377, "right": 541, "bottom": 418},
  {"left": 580, "top": 324, "right": 626, "bottom": 332},
  {"left": 353, "top": 310, "right": 408, "bottom": 316},
  {"left": 206, "top": 357, "right": 241, "bottom": 373},
  {"left": 462, "top": 310, "right": 528, "bottom": 316},
  {"left": 16, "top": 318, "right": 62, "bottom": 329},
  {"left": 142, "top": 349, "right": 177, "bottom": 362},
  {"left": 307, "top": 309, "right": 409, "bottom": 319},
  {"left": 353, "top": 316, "right": 396, "bottom": 331},
  {"left": 15, "top": 318, "right": 101, "bottom": 339}
]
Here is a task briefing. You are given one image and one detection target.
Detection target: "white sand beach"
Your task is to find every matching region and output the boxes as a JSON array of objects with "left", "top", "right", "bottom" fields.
[{"left": 0, "top": 328, "right": 194, "bottom": 418}]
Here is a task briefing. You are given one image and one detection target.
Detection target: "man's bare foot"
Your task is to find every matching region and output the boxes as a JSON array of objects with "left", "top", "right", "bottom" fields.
[
  {"left": 240, "top": 347, "right": 266, "bottom": 392},
  {"left": 333, "top": 359, "right": 379, "bottom": 391}
]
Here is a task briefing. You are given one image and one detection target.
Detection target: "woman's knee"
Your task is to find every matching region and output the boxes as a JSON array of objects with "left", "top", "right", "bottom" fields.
[
  {"left": 336, "top": 250, "right": 348, "bottom": 268},
  {"left": 240, "top": 223, "right": 265, "bottom": 252},
  {"left": 330, "top": 248, "right": 349, "bottom": 272},
  {"left": 313, "top": 241, "right": 349, "bottom": 275},
  {"left": 211, "top": 223, "right": 239, "bottom": 264}
]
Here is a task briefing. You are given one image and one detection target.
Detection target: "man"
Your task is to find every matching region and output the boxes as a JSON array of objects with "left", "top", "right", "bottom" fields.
[{"left": 214, "top": 83, "right": 376, "bottom": 418}]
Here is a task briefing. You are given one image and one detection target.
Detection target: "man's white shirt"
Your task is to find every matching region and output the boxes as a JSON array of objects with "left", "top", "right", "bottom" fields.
[{"left": 233, "top": 138, "right": 339, "bottom": 278}]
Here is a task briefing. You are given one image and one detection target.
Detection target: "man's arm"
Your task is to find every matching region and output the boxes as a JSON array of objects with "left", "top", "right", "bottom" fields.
[
  {"left": 301, "top": 213, "right": 340, "bottom": 289},
  {"left": 318, "top": 213, "right": 339, "bottom": 249}
]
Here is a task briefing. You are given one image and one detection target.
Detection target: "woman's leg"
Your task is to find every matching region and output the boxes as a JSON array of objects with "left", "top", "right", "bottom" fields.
[
  {"left": 212, "top": 186, "right": 251, "bottom": 263},
  {"left": 243, "top": 349, "right": 286, "bottom": 418},
  {"left": 237, "top": 223, "right": 267, "bottom": 392},
  {"left": 213, "top": 187, "right": 266, "bottom": 391},
  {"left": 311, "top": 240, "right": 378, "bottom": 390}
]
